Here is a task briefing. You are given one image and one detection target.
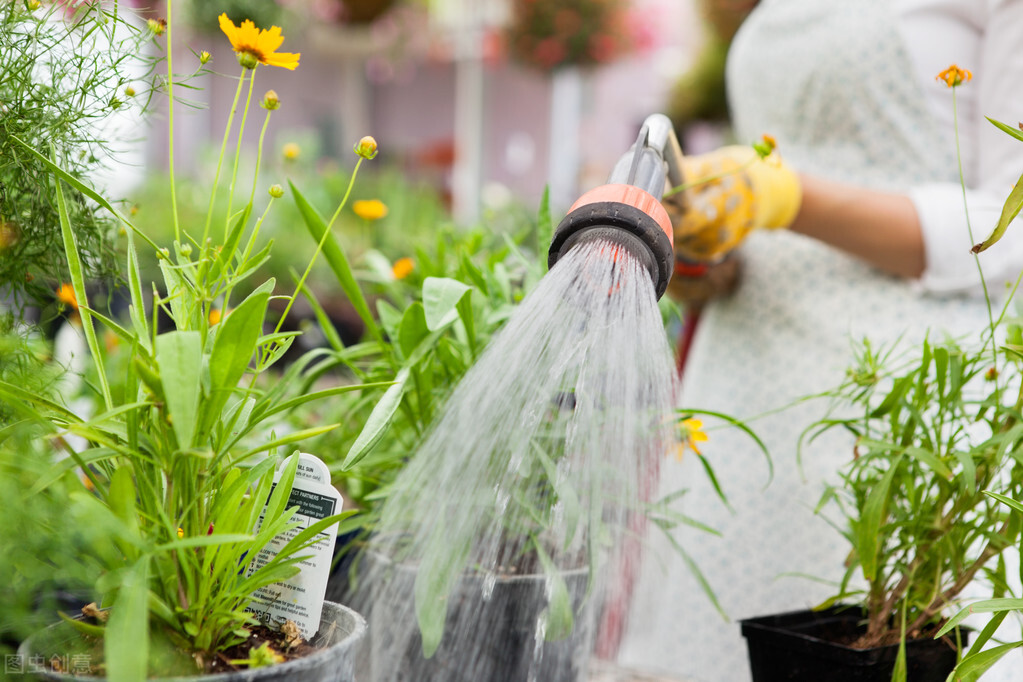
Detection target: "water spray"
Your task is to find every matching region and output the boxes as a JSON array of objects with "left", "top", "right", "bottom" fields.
[{"left": 548, "top": 113, "right": 684, "bottom": 300}]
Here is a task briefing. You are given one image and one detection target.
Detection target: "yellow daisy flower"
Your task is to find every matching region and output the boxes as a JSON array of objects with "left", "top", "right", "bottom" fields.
[
  {"left": 56, "top": 283, "right": 78, "bottom": 311},
  {"left": 936, "top": 64, "right": 972, "bottom": 88},
  {"left": 353, "top": 199, "right": 389, "bottom": 221},
  {"left": 282, "top": 142, "right": 301, "bottom": 161},
  {"left": 671, "top": 418, "right": 709, "bottom": 460},
  {"left": 392, "top": 257, "right": 414, "bottom": 280},
  {"left": 218, "top": 13, "right": 300, "bottom": 71}
]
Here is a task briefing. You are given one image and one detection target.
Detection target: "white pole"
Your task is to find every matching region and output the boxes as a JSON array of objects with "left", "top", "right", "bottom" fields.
[{"left": 547, "top": 65, "right": 583, "bottom": 215}]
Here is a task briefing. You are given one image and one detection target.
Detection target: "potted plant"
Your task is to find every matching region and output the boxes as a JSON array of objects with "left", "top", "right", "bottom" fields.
[
  {"left": 741, "top": 70, "right": 1023, "bottom": 682},
  {"left": 304, "top": 210, "right": 765, "bottom": 680},
  {"left": 0, "top": 5, "right": 391, "bottom": 679}
]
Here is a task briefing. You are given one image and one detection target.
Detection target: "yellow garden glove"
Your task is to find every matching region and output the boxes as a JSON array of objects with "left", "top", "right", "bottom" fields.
[{"left": 666, "top": 145, "right": 802, "bottom": 263}]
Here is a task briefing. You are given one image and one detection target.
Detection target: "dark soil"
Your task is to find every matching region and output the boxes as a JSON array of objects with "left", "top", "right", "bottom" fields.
[{"left": 205, "top": 624, "right": 324, "bottom": 674}]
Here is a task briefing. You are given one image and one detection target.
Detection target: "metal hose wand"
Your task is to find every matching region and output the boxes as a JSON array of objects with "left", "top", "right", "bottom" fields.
[{"left": 547, "top": 113, "right": 684, "bottom": 300}]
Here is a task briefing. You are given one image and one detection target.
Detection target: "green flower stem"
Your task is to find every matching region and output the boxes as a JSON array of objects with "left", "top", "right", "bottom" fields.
[
  {"left": 953, "top": 88, "right": 998, "bottom": 368},
  {"left": 166, "top": 0, "right": 179, "bottom": 243},
  {"left": 273, "top": 157, "right": 366, "bottom": 337},
  {"left": 247, "top": 109, "right": 272, "bottom": 210},
  {"left": 221, "top": 109, "right": 274, "bottom": 311},
  {"left": 226, "top": 67, "right": 257, "bottom": 239},
  {"left": 202, "top": 68, "right": 248, "bottom": 248}
]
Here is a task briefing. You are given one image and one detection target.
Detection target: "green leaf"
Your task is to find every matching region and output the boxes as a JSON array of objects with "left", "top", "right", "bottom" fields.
[
  {"left": 858, "top": 458, "right": 901, "bottom": 581},
  {"left": 156, "top": 331, "right": 202, "bottom": 449},
  {"left": 537, "top": 185, "right": 553, "bottom": 272},
  {"left": 105, "top": 559, "right": 149, "bottom": 682},
  {"left": 422, "top": 277, "right": 471, "bottom": 331},
  {"left": 415, "top": 529, "right": 472, "bottom": 658},
  {"left": 869, "top": 375, "right": 912, "bottom": 419},
  {"left": 973, "top": 168, "right": 1023, "bottom": 254},
  {"left": 532, "top": 541, "right": 575, "bottom": 641},
  {"left": 936, "top": 598, "right": 1023, "bottom": 636},
  {"left": 206, "top": 281, "right": 272, "bottom": 431},
  {"left": 398, "top": 302, "right": 429, "bottom": 357},
  {"left": 290, "top": 181, "right": 380, "bottom": 341},
  {"left": 987, "top": 117, "right": 1023, "bottom": 144},
  {"left": 948, "top": 643, "right": 1022, "bottom": 682},
  {"left": 341, "top": 369, "right": 409, "bottom": 469}
]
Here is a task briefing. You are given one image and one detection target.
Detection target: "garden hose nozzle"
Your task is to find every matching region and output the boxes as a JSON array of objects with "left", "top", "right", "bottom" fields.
[{"left": 548, "top": 114, "right": 682, "bottom": 300}]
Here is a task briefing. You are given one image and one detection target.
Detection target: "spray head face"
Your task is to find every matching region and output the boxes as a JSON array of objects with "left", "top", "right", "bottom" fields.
[{"left": 548, "top": 186, "right": 675, "bottom": 300}]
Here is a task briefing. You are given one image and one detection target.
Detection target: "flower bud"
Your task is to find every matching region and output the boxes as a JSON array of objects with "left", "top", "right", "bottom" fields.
[
  {"left": 124, "top": 85, "right": 136, "bottom": 97},
  {"left": 199, "top": 51, "right": 211, "bottom": 65},
  {"left": 157, "top": 247, "right": 170, "bottom": 260},
  {"left": 147, "top": 18, "right": 166, "bottom": 36},
  {"left": 261, "top": 90, "right": 280, "bottom": 110},
  {"left": 26, "top": 0, "right": 40, "bottom": 10},
  {"left": 268, "top": 184, "right": 284, "bottom": 198},
  {"left": 354, "top": 135, "right": 378, "bottom": 160},
  {"left": 237, "top": 51, "right": 259, "bottom": 70},
  {"left": 282, "top": 142, "right": 300, "bottom": 161},
  {"left": 180, "top": 243, "right": 193, "bottom": 257}
]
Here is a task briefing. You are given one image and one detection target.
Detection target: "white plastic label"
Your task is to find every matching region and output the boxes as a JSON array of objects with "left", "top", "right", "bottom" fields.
[{"left": 245, "top": 453, "right": 342, "bottom": 639}]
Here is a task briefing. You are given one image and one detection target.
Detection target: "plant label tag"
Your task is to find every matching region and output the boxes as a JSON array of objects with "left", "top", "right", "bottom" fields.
[
  {"left": 246, "top": 453, "right": 342, "bottom": 639},
  {"left": 295, "top": 451, "right": 331, "bottom": 485}
]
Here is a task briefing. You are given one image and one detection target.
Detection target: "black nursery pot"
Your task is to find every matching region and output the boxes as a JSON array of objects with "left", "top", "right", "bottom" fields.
[{"left": 740, "top": 606, "right": 968, "bottom": 682}]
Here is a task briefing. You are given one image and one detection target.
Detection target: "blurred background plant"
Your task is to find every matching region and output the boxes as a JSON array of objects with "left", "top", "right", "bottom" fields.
[
  {"left": 0, "top": 0, "right": 162, "bottom": 317},
  {"left": 504, "top": 0, "right": 642, "bottom": 72}
]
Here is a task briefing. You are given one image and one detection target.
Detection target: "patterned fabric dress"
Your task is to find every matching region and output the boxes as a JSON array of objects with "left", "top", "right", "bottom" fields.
[{"left": 617, "top": 1, "right": 1023, "bottom": 680}]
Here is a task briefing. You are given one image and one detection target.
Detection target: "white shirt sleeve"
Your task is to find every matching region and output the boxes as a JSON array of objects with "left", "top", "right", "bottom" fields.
[{"left": 899, "top": 0, "right": 1023, "bottom": 294}]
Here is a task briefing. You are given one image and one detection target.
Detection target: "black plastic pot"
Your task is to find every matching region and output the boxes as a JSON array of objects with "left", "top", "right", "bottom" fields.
[
  {"left": 17, "top": 601, "right": 366, "bottom": 682},
  {"left": 740, "top": 606, "right": 968, "bottom": 682},
  {"left": 360, "top": 552, "right": 595, "bottom": 682}
]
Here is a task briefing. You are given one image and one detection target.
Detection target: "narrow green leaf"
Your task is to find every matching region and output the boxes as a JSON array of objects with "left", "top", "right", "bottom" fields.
[
  {"left": 533, "top": 541, "right": 575, "bottom": 641},
  {"left": 949, "top": 643, "right": 1022, "bottom": 682},
  {"left": 105, "top": 559, "right": 149, "bottom": 682},
  {"left": 987, "top": 117, "right": 1023, "bottom": 144},
  {"left": 858, "top": 458, "right": 901, "bottom": 581},
  {"left": 290, "top": 181, "right": 380, "bottom": 341},
  {"left": 937, "top": 598, "right": 1023, "bottom": 636},
  {"left": 341, "top": 369, "right": 409, "bottom": 470},
  {"left": 156, "top": 331, "right": 202, "bottom": 449},
  {"left": 537, "top": 185, "right": 553, "bottom": 271}
]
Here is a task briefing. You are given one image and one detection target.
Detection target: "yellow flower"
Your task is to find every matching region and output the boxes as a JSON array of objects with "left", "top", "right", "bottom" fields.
[
  {"left": 219, "top": 13, "right": 300, "bottom": 71},
  {"left": 147, "top": 18, "right": 167, "bottom": 36},
  {"left": 392, "top": 257, "right": 414, "bottom": 280},
  {"left": 177, "top": 527, "right": 184, "bottom": 539},
  {"left": 937, "top": 64, "right": 972, "bottom": 88},
  {"left": 209, "top": 308, "right": 223, "bottom": 326},
  {"left": 282, "top": 142, "right": 301, "bottom": 161},
  {"left": 671, "top": 418, "right": 709, "bottom": 460},
  {"left": 353, "top": 199, "right": 388, "bottom": 221},
  {"left": 56, "top": 283, "right": 78, "bottom": 311}
]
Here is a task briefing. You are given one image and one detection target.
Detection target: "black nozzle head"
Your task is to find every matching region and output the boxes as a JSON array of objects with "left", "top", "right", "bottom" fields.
[{"left": 548, "top": 201, "right": 674, "bottom": 299}]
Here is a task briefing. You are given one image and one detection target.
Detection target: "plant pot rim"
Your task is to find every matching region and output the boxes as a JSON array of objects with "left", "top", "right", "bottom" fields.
[
  {"left": 17, "top": 601, "right": 367, "bottom": 681},
  {"left": 739, "top": 604, "right": 967, "bottom": 655}
]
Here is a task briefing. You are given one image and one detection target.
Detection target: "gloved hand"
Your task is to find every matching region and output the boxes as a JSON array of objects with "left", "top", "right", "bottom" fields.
[{"left": 664, "top": 145, "right": 802, "bottom": 263}]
